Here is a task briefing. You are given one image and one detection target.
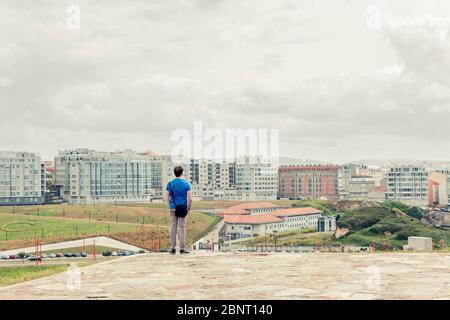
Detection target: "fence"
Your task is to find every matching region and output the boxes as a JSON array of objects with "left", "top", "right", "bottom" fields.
[
  {"left": 0, "top": 225, "right": 153, "bottom": 243},
  {"left": 2, "top": 206, "right": 171, "bottom": 226}
]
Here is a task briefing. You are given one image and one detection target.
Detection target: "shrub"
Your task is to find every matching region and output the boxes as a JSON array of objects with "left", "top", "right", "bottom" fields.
[{"left": 405, "top": 207, "right": 423, "bottom": 220}]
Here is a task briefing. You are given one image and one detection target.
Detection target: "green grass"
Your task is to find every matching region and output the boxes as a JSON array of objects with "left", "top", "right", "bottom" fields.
[
  {"left": 0, "top": 212, "right": 150, "bottom": 241},
  {"left": 0, "top": 265, "right": 69, "bottom": 287},
  {"left": 0, "top": 204, "right": 171, "bottom": 225},
  {"left": 290, "top": 199, "right": 336, "bottom": 216},
  {"left": 337, "top": 207, "right": 450, "bottom": 247}
]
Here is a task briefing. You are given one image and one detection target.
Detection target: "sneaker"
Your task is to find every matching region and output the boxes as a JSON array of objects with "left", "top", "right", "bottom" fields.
[
  {"left": 180, "top": 249, "right": 190, "bottom": 254},
  {"left": 170, "top": 249, "right": 176, "bottom": 255}
]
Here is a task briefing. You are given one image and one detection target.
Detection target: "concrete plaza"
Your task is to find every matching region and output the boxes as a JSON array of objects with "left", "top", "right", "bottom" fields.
[{"left": 0, "top": 252, "right": 449, "bottom": 300}]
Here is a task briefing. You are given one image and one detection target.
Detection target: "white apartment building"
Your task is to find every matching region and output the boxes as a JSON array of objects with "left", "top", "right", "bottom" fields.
[
  {"left": 0, "top": 152, "right": 45, "bottom": 205},
  {"left": 185, "top": 157, "right": 277, "bottom": 201},
  {"left": 387, "top": 166, "right": 429, "bottom": 207},
  {"left": 55, "top": 149, "right": 171, "bottom": 204},
  {"left": 338, "top": 164, "right": 359, "bottom": 199},
  {"left": 358, "top": 166, "right": 388, "bottom": 188},
  {"left": 233, "top": 157, "right": 278, "bottom": 201}
]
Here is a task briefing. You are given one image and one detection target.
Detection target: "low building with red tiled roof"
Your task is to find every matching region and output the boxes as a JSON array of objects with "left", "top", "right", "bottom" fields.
[
  {"left": 222, "top": 203, "right": 329, "bottom": 240},
  {"left": 271, "top": 207, "right": 322, "bottom": 217},
  {"left": 234, "top": 202, "right": 280, "bottom": 210},
  {"left": 224, "top": 214, "right": 284, "bottom": 225},
  {"left": 217, "top": 202, "right": 279, "bottom": 216}
]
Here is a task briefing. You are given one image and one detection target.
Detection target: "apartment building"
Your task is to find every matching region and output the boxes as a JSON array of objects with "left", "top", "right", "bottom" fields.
[
  {"left": 55, "top": 149, "right": 170, "bottom": 204},
  {"left": 234, "top": 157, "right": 278, "bottom": 201},
  {"left": 387, "top": 166, "right": 429, "bottom": 207},
  {"left": 348, "top": 175, "right": 376, "bottom": 201},
  {"left": 278, "top": 165, "right": 339, "bottom": 200},
  {"left": 0, "top": 152, "right": 45, "bottom": 205},
  {"left": 358, "top": 166, "right": 388, "bottom": 188},
  {"left": 428, "top": 170, "right": 450, "bottom": 206},
  {"left": 187, "top": 157, "right": 277, "bottom": 201}
]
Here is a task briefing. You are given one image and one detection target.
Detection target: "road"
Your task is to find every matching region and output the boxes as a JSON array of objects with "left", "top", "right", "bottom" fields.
[
  {"left": 0, "top": 236, "right": 145, "bottom": 256},
  {"left": 192, "top": 219, "right": 224, "bottom": 250}
]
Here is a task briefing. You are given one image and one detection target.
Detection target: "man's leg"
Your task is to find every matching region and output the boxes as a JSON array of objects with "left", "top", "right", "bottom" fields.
[
  {"left": 178, "top": 216, "right": 186, "bottom": 251},
  {"left": 170, "top": 210, "right": 178, "bottom": 250}
]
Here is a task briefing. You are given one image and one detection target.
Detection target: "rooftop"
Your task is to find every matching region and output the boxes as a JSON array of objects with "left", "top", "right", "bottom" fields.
[
  {"left": 217, "top": 202, "right": 279, "bottom": 216},
  {"left": 279, "top": 165, "right": 339, "bottom": 172},
  {"left": 271, "top": 207, "right": 323, "bottom": 217},
  {"left": 224, "top": 214, "right": 284, "bottom": 224},
  {"left": 235, "top": 202, "right": 280, "bottom": 210}
]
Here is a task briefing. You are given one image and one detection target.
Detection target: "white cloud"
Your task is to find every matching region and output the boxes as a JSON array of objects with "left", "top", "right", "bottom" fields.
[
  {"left": 0, "top": 76, "right": 11, "bottom": 87},
  {"left": 1, "top": 1, "right": 450, "bottom": 162}
]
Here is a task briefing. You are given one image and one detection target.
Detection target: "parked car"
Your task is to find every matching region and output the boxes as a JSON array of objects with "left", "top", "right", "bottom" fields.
[
  {"left": 48, "top": 253, "right": 56, "bottom": 258},
  {"left": 80, "top": 252, "right": 87, "bottom": 257},
  {"left": 102, "top": 251, "right": 112, "bottom": 257},
  {"left": 41, "top": 253, "right": 48, "bottom": 259},
  {"left": 26, "top": 255, "right": 42, "bottom": 261},
  {"left": 9, "top": 254, "right": 17, "bottom": 260},
  {"left": 1, "top": 255, "right": 10, "bottom": 260},
  {"left": 111, "top": 252, "right": 118, "bottom": 256},
  {"left": 118, "top": 251, "right": 130, "bottom": 256},
  {"left": 64, "top": 253, "right": 72, "bottom": 258},
  {"left": 55, "top": 253, "right": 64, "bottom": 258},
  {"left": 71, "top": 253, "right": 80, "bottom": 258}
]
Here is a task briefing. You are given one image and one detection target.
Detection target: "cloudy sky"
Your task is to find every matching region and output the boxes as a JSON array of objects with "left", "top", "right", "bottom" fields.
[{"left": 1, "top": 0, "right": 450, "bottom": 162}]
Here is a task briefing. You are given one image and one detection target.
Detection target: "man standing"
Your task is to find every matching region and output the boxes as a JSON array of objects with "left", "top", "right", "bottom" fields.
[{"left": 165, "top": 166, "right": 192, "bottom": 255}]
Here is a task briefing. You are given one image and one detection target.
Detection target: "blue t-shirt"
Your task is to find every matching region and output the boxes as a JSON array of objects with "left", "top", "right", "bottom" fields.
[{"left": 166, "top": 178, "right": 191, "bottom": 209}]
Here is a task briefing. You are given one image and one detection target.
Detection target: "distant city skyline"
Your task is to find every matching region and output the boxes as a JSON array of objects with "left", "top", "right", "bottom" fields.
[{"left": 1, "top": 0, "right": 450, "bottom": 162}]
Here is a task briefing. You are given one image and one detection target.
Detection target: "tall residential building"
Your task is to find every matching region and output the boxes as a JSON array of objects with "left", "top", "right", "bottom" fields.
[
  {"left": 185, "top": 157, "right": 277, "bottom": 201},
  {"left": 428, "top": 170, "right": 450, "bottom": 206},
  {"left": 387, "top": 166, "right": 429, "bottom": 207},
  {"left": 358, "top": 166, "right": 388, "bottom": 188},
  {"left": 0, "top": 152, "right": 45, "bottom": 205},
  {"left": 55, "top": 149, "right": 170, "bottom": 204},
  {"left": 348, "top": 175, "right": 376, "bottom": 201},
  {"left": 233, "top": 157, "right": 278, "bottom": 200},
  {"left": 278, "top": 165, "right": 339, "bottom": 200},
  {"left": 338, "top": 164, "right": 359, "bottom": 199}
]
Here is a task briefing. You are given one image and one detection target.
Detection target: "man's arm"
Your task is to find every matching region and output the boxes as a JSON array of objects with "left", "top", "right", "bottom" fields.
[
  {"left": 164, "top": 190, "right": 170, "bottom": 207},
  {"left": 187, "top": 191, "right": 193, "bottom": 212}
]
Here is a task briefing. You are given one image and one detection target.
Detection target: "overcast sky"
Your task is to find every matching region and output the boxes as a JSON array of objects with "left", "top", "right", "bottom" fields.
[{"left": 1, "top": 0, "right": 450, "bottom": 162}]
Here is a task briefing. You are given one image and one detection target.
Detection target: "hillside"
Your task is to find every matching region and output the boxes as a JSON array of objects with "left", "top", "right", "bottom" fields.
[{"left": 337, "top": 207, "right": 450, "bottom": 248}]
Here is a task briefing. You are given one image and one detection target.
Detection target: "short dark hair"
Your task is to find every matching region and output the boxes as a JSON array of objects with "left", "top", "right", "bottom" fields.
[{"left": 174, "top": 166, "right": 184, "bottom": 177}]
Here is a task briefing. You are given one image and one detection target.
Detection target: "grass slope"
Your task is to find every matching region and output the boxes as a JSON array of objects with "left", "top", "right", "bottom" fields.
[
  {"left": 337, "top": 207, "right": 450, "bottom": 247},
  {"left": 0, "top": 265, "right": 69, "bottom": 287}
]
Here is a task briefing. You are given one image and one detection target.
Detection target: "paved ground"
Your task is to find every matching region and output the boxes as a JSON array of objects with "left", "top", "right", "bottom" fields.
[
  {"left": 0, "top": 236, "right": 144, "bottom": 256},
  {"left": 1, "top": 251, "right": 450, "bottom": 299}
]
